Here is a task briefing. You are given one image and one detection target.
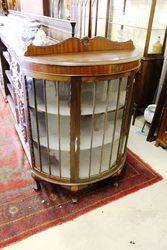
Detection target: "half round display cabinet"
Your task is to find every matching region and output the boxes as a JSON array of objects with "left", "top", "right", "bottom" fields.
[{"left": 0, "top": 28, "right": 141, "bottom": 191}]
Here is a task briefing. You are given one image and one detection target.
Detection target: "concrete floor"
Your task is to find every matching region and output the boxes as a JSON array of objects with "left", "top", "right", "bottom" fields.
[{"left": 5, "top": 117, "right": 167, "bottom": 250}]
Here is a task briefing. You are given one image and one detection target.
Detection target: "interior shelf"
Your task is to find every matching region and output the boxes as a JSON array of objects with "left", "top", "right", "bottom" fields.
[
  {"left": 5, "top": 70, "right": 12, "bottom": 84},
  {"left": 29, "top": 98, "right": 125, "bottom": 116},
  {"left": 33, "top": 120, "right": 120, "bottom": 151},
  {"left": 33, "top": 139, "right": 120, "bottom": 179},
  {"left": 79, "top": 139, "right": 120, "bottom": 178},
  {"left": 109, "top": 21, "right": 166, "bottom": 31},
  {"left": 7, "top": 83, "right": 14, "bottom": 100},
  {"left": 15, "top": 124, "right": 31, "bottom": 164}
]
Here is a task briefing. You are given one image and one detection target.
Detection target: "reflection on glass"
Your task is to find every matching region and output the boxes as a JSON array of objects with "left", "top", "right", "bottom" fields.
[
  {"left": 79, "top": 77, "right": 127, "bottom": 179},
  {"left": 50, "top": 0, "right": 72, "bottom": 20},
  {"left": 27, "top": 77, "right": 71, "bottom": 178}
]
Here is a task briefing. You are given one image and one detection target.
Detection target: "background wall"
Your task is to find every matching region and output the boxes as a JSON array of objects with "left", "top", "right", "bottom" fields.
[{"left": 19, "top": 0, "right": 44, "bottom": 15}]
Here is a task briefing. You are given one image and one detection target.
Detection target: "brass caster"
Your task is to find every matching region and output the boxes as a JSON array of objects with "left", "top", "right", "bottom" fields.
[
  {"left": 71, "top": 196, "right": 79, "bottom": 204},
  {"left": 155, "top": 141, "right": 160, "bottom": 147},
  {"left": 113, "top": 182, "right": 119, "bottom": 188}
]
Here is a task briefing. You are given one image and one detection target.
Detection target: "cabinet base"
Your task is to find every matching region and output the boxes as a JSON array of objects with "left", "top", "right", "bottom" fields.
[
  {"left": 155, "top": 139, "right": 167, "bottom": 149},
  {"left": 30, "top": 161, "right": 126, "bottom": 193}
]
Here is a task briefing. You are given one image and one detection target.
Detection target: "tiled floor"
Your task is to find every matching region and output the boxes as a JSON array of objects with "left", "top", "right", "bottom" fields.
[{"left": 5, "top": 117, "right": 167, "bottom": 250}]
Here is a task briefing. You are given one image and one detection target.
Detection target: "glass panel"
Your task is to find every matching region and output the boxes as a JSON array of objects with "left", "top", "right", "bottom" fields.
[
  {"left": 108, "top": 0, "right": 151, "bottom": 53},
  {"left": 148, "top": 0, "right": 167, "bottom": 54},
  {"left": 27, "top": 77, "right": 71, "bottom": 178},
  {"left": 50, "top": 0, "right": 73, "bottom": 19},
  {"left": 79, "top": 77, "right": 128, "bottom": 179}
]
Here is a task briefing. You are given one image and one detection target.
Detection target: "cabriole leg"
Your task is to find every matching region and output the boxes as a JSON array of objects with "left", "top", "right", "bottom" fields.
[{"left": 31, "top": 173, "right": 41, "bottom": 191}]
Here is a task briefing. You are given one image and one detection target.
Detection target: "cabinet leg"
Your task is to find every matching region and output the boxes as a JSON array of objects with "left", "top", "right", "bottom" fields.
[
  {"left": 155, "top": 141, "right": 160, "bottom": 147},
  {"left": 70, "top": 186, "right": 79, "bottom": 203},
  {"left": 33, "top": 179, "right": 41, "bottom": 191},
  {"left": 31, "top": 174, "right": 41, "bottom": 191}
]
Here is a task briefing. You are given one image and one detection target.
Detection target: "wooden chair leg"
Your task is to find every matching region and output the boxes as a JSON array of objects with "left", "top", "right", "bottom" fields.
[
  {"left": 132, "top": 107, "right": 137, "bottom": 125},
  {"left": 141, "top": 121, "right": 147, "bottom": 133}
]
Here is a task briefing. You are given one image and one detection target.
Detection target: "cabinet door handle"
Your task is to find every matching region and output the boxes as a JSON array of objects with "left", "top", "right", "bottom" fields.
[{"left": 75, "top": 137, "right": 78, "bottom": 152}]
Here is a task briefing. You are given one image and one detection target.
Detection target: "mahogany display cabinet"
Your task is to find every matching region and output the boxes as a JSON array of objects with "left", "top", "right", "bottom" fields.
[{"left": 0, "top": 14, "right": 140, "bottom": 191}]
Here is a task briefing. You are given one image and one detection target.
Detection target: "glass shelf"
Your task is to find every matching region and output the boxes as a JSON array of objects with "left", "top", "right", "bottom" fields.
[
  {"left": 31, "top": 110, "right": 123, "bottom": 151},
  {"left": 33, "top": 138, "right": 120, "bottom": 179},
  {"left": 107, "top": 0, "right": 167, "bottom": 54},
  {"left": 28, "top": 78, "right": 126, "bottom": 116},
  {"left": 29, "top": 98, "right": 125, "bottom": 116},
  {"left": 33, "top": 143, "right": 70, "bottom": 178}
]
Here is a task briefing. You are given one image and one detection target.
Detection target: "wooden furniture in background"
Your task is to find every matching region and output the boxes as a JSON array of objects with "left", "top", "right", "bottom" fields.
[
  {"left": 132, "top": 0, "right": 166, "bottom": 124},
  {"left": 147, "top": 62, "right": 167, "bottom": 142},
  {"left": 0, "top": 13, "right": 140, "bottom": 191},
  {"left": 132, "top": 54, "right": 164, "bottom": 124},
  {"left": 155, "top": 105, "right": 167, "bottom": 148}
]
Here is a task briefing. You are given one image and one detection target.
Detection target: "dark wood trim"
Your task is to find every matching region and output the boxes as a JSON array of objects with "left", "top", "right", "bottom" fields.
[
  {"left": 0, "top": 40, "right": 9, "bottom": 98},
  {"left": 1, "top": 0, "right": 8, "bottom": 15},
  {"left": 88, "top": 0, "right": 92, "bottom": 37},
  {"left": 70, "top": 77, "right": 81, "bottom": 182},
  {"left": 43, "top": 0, "right": 50, "bottom": 16}
]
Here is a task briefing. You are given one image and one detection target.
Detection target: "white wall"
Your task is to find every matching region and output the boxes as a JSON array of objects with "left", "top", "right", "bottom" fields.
[{"left": 20, "top": 0, "right": 44, "bottom": 15}]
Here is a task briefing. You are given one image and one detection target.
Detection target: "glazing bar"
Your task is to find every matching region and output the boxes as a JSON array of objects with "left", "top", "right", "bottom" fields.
[
  {"left": 84, "top": 0, "right": 88, "bottom": 36},
  {"left": 43, "top": 80, "right": 51, "bottom": 175},
  {"left": 80, "top": 1, "right": 84, "bottom": 37},
  {"left": 108, "top": 78, "right": 122, "bottom": 169},
  {"left": 89, "top": 82, "right": 97, "bottom": 178},
  {"left": 99, "top": 81, "right": 110, "bottom": 174},
  {"left": 33, "top": 78, "right": 42, "bottom": 172},
  {"left": 117, "top": 72, "right": 135, "bottom": 159},
  {"left": 56, "top": 81, "right": 62, "bottom": 178}
]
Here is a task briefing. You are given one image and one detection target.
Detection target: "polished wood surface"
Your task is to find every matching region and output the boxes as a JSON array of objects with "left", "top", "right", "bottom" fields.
[
  {"left": 132, "top": 55, "right": 163, "bottom": 124},
  {"left": 24, "top": 37, "right": 135, "bottom": 56}
]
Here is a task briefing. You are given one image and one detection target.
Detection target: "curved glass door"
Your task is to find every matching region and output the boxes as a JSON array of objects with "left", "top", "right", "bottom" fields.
[
  {"left": 79, "top": 77, "right": 128, "bottom": 179},
  {"left": 27, "top": 77, "right": 71, "bottom": 179}
]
